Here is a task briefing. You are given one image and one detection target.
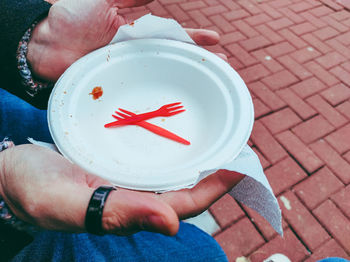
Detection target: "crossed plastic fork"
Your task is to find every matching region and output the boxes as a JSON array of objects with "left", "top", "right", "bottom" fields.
[{"left": 104, "top": 102, "right": 190, "bottom": 145}]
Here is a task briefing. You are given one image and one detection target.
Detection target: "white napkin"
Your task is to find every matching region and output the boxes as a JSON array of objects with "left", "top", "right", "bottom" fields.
[
  {"left": 110, "top": 14, "right": 282, "bottom": 235},
  {"left": 32, "top": 14, "right": 282, "bottom": 235}
]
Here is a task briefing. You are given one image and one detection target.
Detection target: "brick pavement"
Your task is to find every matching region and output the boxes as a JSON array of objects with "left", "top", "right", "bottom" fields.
[{"left": 120, "top": 1, "right": 350, "bottom": 261}]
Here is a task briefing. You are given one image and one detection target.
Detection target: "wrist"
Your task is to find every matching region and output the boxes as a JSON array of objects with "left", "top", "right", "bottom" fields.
[
  {"left": 27, "top": 16, "right": 78, "bottom": 82},
  {"left": 0, "top": 139, "right": 14, "bottom": 197},
  {"left": 27, "top": 18, "right": 54, "bottom": 81}
]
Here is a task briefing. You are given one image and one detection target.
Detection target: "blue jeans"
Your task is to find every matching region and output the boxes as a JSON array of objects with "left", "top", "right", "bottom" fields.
[{"left": 0, "top": 88, "right": 227, "bottom": 262}]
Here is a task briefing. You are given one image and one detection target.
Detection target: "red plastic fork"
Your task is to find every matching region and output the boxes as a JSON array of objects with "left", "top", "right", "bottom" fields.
[
  {"left": 104, "top": 102, "right": 185, "bottom": 128},
  {"left": 112, "top": 111, "right": 190, "bottom": 145}
]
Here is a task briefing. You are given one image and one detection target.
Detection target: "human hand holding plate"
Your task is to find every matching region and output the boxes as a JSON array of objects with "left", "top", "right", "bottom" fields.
[
  {"left": 0, "top": 144, "right": 244, "bottom": 236},
  {"left": 27, "top": 0, "right": 226, "bottom": 81}
]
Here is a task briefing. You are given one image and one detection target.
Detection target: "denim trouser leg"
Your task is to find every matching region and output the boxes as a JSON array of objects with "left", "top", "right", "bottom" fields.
[
  {"left": 12, "top": 223, "right": 228, "bottom": 262},
  {"left": 0, "top": 88, "right": 53, "bottom": 144},
  {"left": 1, "top": 89, "right": 227, "bottom": 262}
]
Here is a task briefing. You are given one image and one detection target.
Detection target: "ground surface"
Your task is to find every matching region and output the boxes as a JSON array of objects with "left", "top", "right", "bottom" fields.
[{"left": 120, "top": 1, "right": 350, "bottom": 261}]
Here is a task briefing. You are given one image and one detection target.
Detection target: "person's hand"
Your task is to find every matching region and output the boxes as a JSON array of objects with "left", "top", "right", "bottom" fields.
[
  {"left": 27, "top": 0, "right": 225, "bottom": 81},
  {"left": 0, "top": 144, "right": 244, "bottom": 236}
]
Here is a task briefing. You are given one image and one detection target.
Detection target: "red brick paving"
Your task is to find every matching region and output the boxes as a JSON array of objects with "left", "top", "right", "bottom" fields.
[{"left": 121, "top": 0, "right": 350, "bottom": 260}]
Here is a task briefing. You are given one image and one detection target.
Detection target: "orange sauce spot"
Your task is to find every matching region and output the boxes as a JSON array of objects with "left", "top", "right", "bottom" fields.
[
  {"left": 129, "top": 22, "right": 135, "bottom": 26},
  {"left": 89, "top": 86, "right": 103, "bottom": 100}
]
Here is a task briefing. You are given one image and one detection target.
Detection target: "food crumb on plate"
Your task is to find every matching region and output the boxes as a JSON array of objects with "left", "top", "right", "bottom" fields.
[{"left": 89, "top": 86, "right": 103, "bottom": 100}]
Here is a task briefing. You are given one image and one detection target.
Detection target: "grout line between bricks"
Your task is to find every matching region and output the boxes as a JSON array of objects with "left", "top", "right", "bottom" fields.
[{"left": 235, "top": 201, "right": 271, "bottom": 244}]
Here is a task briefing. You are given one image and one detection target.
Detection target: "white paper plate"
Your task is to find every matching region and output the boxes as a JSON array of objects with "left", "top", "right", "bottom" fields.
[{"left": 48, "top": 39, "right": 254, "bottom": 191}]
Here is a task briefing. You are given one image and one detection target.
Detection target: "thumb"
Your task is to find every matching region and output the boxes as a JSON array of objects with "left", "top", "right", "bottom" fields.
[{"left": 102, "top": 189, "right": 179, "bottom": 236}]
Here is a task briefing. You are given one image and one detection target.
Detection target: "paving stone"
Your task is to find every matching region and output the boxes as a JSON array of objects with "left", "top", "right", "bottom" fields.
[
  {"left": 228, "top": 56, "right": 244, "bottom": 70},
  {"left": 249, "top": 81, "right": 286, "bottom": 111},
  {"left": 259, "top": 3, "right": 283, "bottom": 19},
  {"left": 335, "top": 30, "right": 350, "bottom": 46},
  {"left": 310, "top": 139, "right": 350, "bottom": 184},
  {"left": 326, "top": 38, "right": 350, "bottom": 59},
  {"left": 217, "top": 0, "right": 239, "bottom": 10},
  {"left": 278, "top": 191, "right": 330, "bottom": 251},
  {"left": 321, "top": 15, "right": 349, "bottom": 33},
  {"left": 304, "top": 239, "right": 350, "bottom": 262},
  {"left": 331, "top": 66, "right": 350, "bottom": 84},
  {"left": 187, "top": 10, "right": 212, "bottom": 27},
  {"left": 336, "top": 101, "right": 350, "bottom": 119},
  {"left": 310, "top": 5, "right": 334, "bottom": 16},
  {"left": 180, "top": 1, "right": 206, "bottom": 11},
  {"left": 290, "top": 46, "right": 322, "bottom": 64},
  {"left": 164, "top": 4, "right": 190, "bottom": 22},
  {"left": 269, "top": 0, "right": 293, "bottom": 8},
  {"left": 302, "top": 33, "right": 332, "bottom": 54},
  {"left": 331, "top": 185, "right": 350, "bottom": 219},
  {"left": 342, "top": 61, "right": 350, "bottom": 72},
  {"left": 320, "top": 0, "right": 344, "bottom": 11},
  {"left": 252, "top": 146, "right": 270, "bottom": 169},
  {"left": 290, "top": 2, "right": 314, "bottom": 13},
  {"left": 255, "top": 24, "right": 284, "bottom": 44},
  {"left": 325, "top": 124, "right": 350, "bottom": 154},
  {"left": 240, "top": 35, "right": 271, "bottom": 52},
  {"left": 265, "top": 157, "right": 308, "bottom": 195},
  {"left": 237, "top": 0, "right": 262, "bottom": 15},
  {"left": 265, "top": 42, "right": 296, "bottom": 58},
  {"left": 277, "top": 54, "right": 313, "bottom": 80},
  {"left": 300, "top": 11, "right": 328, "bottom": 28},
  {"left": 306, "top": 94, "right": 348, "bottom": 128},
  {"left": 223, "top": 9, "right": 250, "bottom": 21},
  {"left": 250, "top": 49, "right": 284, "bottom": 73},
  {"left": 337, "top": 0, "right": 350, "bottom": 9},
  {"left": 209, "top": 14, "right": 235, "bottom": 33},
  {"left": 292, "top": 115, "right": 335, "bottom": 144},
  {"left": 238, "top": 63, "right": 270, "bottom": 83},
  {"left": 214, "top": 217, "right": 265, "bottom": 260},
  {"left": 232, "top": 20, "right": 259, "bottom": 38},
  {"left": 249, "top": 229, "right": 309, "bottom": 262},
  {"left": 290, "top": 77, "right": 327, "bottom": 99},
  {"left": 201, "top": 5, "right": 227, "bottom": 16},
  {"left": 290, "top": 22, "right": 317, "bottom": 35},
  {"left": 154, "top": 0, "right": 350, "bottom": 258},
  {"left": 330, "top": 10, "right": 350, "bottom": 21},
  {"left": 158, "top": 0, "right": 186, "bottom": 4},
  {"left": 316, "top": 51, "right": 348, "bottom": 69},
  {"left": 243, "top": 205, "right": 288, "bottom": 241},
  {"left": 261, "top": 108, "right": 302, "bottom": 134},
  {"left": 314, "top": 26, "right": 340, "bottom": 41},
  {"left": 313, "top": 200, "right": 350, "bottom": 253},
  {"left": 304, "top": 61, "right": 340, "bottom": 86},
  {"left": 267, "top": 17, "right": 294, "bottom": 31},
  {"left": 321, "top": 83, "right": 350, "bottom": 106},
  {"left": 209, "top": 194, "right": 245, "bottom": 228},
  {"left": 220, "top": 31, "right": 246, "bottom": 45},
  {"left": 244, "top": 13, "right": 272, "bottom": 26},
  {"left": 276, "top": 88, "right": 317, "bottom": 119},
  {"left": 225, "top": 43, "right": 258, "bottom": 66},
  {"left": 276, "top": 130, "right": 323, "bottom": 173},
  {"left": 250, "top": 121, "right": 288, "bottom": 164},
  {"left": 261, "top": 70, "right": 299, "bottom": 91},
  {"left": 294, "top": 167, "right": 344, "bottom": 210},
  {"left": 278, "top": 28, "right": 308, "bottom": 49},
  {"left": 279, "top": 7, "right": 305, "bottom": 24}
]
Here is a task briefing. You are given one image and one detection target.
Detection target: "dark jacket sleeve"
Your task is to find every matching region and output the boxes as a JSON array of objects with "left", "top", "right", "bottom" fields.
[{"left": 0, "top": 0, "right": 52, "bottom": 109}]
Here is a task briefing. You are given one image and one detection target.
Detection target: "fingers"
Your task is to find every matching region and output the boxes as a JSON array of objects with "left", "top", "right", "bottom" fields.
[
  {"left": 185, "top": 28, "right": 220, "bottom": 46},
  {"left": 159, "top": 170, "right": 245, "bottom": 219},
  {"left": 113, "top": 0, "right": 154, "bottom": 8},
  {"left": 102, "top": 188, "right": 179, "bottom": 236},
  {"left": 215, "top": 52, "right": 228, "bottom": 61}
]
